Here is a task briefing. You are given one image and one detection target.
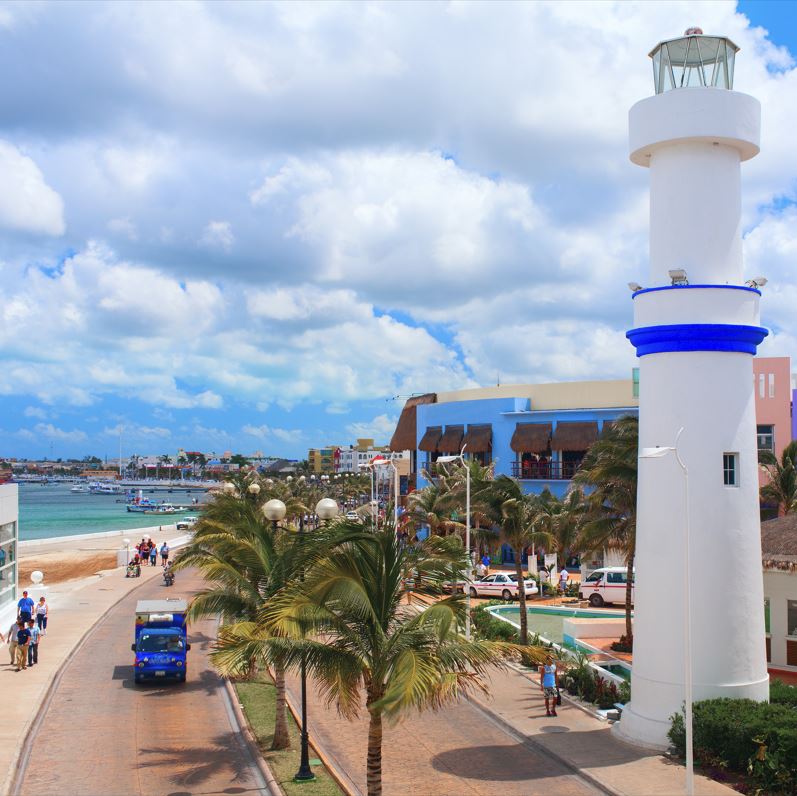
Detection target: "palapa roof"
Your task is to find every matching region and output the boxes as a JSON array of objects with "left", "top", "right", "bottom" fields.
[
  {"left": 510, "top": 422, "right": 552, "bottom": 454},
  {"left": 418, "top": 426, "right": 443, "bottom": 452},
  {"left": 389, "top": 393, "right": 436, "bottom": 452},
  {"left": 551, "top": 421, "right": 599, "bottom": 452},
  {"left": 438, "top": 425, "right": 465, "bottom": 454},
  {"left": 463, "top": 424, "right": 492, "bottom": 453},
  {"left": 761, "top": 514, "right": 797, "bottom": 572}
]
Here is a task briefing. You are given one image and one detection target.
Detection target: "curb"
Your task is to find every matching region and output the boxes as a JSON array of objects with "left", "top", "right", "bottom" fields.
[
  {"left": 7, "top": 566, "right": 163, "bottom": 796},
  {"left": 223, "top": 677, "right": 284, "bottom": 796},
  {"left": 465, "top": 691, "right": 619, "bottom": 796},
  {"left": 279, "top": 672, "right": 361, "bottom": 796}
]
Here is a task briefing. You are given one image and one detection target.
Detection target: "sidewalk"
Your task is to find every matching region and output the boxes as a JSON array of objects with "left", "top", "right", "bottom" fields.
[
  {"left": 470, "top": 665, "right": 736, "bottom": 796},
  {"left": 1, "top": 538, "right": 187, "bottom": 796}
]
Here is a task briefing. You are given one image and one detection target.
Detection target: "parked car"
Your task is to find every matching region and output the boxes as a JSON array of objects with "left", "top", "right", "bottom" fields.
[
  {"left": 467, "top": 572, "right": 539, "bottom": 600},
  {"left": 579, "top": 566, "right": 635, "bottom": 607},
  {"left": 345, "top": 511, "right": 360, "bottom": 521},
  {"left": 175, "top": 516, "right": 198, "bottom": 531}
]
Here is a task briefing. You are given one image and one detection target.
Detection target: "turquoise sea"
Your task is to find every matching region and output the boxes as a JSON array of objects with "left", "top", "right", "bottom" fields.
[{"left": 18, "top": 482, "right": 208, "bottom": 541}]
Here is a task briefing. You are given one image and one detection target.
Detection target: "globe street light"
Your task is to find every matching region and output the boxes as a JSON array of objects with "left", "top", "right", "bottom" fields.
[
  {"left": 223, "top": 481, "right": 236, "bottom": 495},
  {"left": 263, "top": 498, "right": 287, "bottom": 529},
  {"left": 247, "top": 482, "right": 261, "bottom": 497},
  {"left": 294, "top": 496, "right": 338, "bottom": 783}
]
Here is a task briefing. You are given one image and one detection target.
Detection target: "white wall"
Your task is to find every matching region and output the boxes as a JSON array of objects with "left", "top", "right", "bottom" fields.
[
  {"left": 0, "top": 484, "right": 19, "bottom": 630},
  {"left": 764, "top": 568, "right": 797, "bottom": 670}
]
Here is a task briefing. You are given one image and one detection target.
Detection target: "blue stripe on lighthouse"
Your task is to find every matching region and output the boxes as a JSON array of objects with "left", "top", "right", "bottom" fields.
[{"left": 626, "top": 323, "right": 769, "bottom": 357}]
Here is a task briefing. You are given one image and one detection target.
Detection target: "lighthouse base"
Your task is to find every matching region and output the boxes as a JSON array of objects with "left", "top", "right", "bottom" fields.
[{"left": 612, "top": 702, "right": 672, "bottom": 750}]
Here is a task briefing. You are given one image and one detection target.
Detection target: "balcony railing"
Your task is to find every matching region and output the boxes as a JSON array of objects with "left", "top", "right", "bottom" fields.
[{"left": 511, "top": 460, "right": 582, "bottom": 480}]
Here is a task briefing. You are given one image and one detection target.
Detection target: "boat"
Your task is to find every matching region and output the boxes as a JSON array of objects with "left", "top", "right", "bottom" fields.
[
  {"left": 70, "top": 485, "right": 88, "bottom": 493},
  {"left": 126, "top": 490, "right": 189, "bottom": 514},
  {"left": 88, "top": 481, "right": 123, "bottom": 494}
]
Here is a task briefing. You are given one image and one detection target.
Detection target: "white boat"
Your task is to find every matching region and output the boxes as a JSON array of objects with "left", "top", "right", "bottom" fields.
[
  {"left": 70, "top": 485, "right": 88, "bottom": 493},
  {"left": 88, "top": 481, "right": 123, "bottom": 494}
]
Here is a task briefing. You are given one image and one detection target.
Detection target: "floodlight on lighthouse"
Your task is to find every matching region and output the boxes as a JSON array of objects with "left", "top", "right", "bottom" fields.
[
  {"left": 668, "top": 269, "right": 688, "bottom": 286},
  {"left": 628, "top": 282, "right": 642, "bottom": 293},
  {"left": 745, "top": 277, "right": 768, "bottom": 288},
  {"left": 650, "top": 29, "right": 739, "bottom": 94}
]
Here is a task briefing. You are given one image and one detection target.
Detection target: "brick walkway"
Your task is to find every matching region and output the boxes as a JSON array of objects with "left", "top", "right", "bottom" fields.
[{"left": 284, "top": 671, "right": 601, "bottom": 796}]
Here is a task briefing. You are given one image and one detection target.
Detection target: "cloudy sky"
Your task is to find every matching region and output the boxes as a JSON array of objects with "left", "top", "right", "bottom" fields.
[{"left": 1, "top": 1, "right": 796, "bottom": 461}]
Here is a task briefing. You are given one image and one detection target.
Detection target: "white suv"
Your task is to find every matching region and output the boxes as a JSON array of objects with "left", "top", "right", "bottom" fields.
[{"left": 579, "top": 566, "right": 635, "bottom": 607}]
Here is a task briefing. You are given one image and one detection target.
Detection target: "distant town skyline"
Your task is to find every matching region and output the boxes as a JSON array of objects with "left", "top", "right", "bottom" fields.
[{"left": 2, "top": 1, "right": 797, "bottom": 460}]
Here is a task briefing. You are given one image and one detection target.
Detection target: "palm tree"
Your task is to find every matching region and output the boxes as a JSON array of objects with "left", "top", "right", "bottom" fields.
[
  {"left": 759, "top": 440, "right": 797, "bottom": 515},
  {"left": 210, "top": 523, "right": 547, "bottom": 796},
  {"left": 574, "top": 415, "right": 638, "bottom": 642},
  {"left": 538, "top": 487, "right": 587, "bottom": 571},
  {"left": 172, "top": 490, "right": 304, "bottom": 750},
  {"left": 406, "top": 470, "right": 461, "bottom": 538}
]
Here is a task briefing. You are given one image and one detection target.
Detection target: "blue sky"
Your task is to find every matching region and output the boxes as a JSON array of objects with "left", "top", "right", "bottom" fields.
[{"left": 1, "top": 1, "right": 797, "bottom": 462}]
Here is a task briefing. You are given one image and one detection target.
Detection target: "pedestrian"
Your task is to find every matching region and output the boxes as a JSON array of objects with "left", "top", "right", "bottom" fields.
[
  {"left": 160, "top": 541, "right": 170, "bottom": 566},
  {"left": 17, "top": 590, "right": 34, "bottom": 623},
  {"left": 539, "top": 654, "right": 558, "bottom": 717},
  {"left": 15, "top": 620, "right": 31, "bottom": 671},
  {"left": 538, "top": 566, "right": 549, "bottom": 597},
  {"left": 7, "top": 619, "right": 18, "bottom": 665},
  {"left": 559, "top": 567, "right": 569, "bottom": 593},
  {"left": 149, "top": 543, "right": 158, "bottom": 567},
  {"left": 481, "top": 553, "right": 491, "bottom": 574},
  {"left": 36, "top": 597, "right": 48, "bottom": 634},
  {"left": 27, "top": 619, "right": 40, "bottom": 666}
]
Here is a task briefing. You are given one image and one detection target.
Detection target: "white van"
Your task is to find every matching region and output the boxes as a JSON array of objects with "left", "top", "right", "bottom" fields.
[{"left": 579, "top": 566, "right": 635, "bottom": 607}]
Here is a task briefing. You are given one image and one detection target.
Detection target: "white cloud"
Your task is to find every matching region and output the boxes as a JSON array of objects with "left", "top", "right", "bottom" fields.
[
  {"left": 23, "top": 406, "right": 47, "bottom": 419},
  {"left": 200, "top": 220, "right": 234, "bottom": 251},
  {"left": 346, "top": 413, "right": 398, "bottom": 444},
  {"left": 103, "top": 423, "right": 171, "bottom": 439},
  {"left": 107, "top": 217, "right": 138, "bottom": 240},
  {"left": 0, "top": 141, "right": 65, "bottom": 235},
  {"left": 242, "top": 424, "right": 303, "bottom": 443},
  {"left": 31, "top": 423, "right": 87, "bottom": 443}
]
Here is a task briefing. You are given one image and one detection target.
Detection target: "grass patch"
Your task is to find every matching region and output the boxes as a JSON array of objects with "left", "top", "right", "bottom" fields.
[{"left": 236, "top": 674, "right": 344, "bottom": 796}]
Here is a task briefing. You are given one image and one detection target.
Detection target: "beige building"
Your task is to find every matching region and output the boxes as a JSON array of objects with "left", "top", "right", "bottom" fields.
[{"left": 762, "top": 515, "right": 797, "bottom": 673}]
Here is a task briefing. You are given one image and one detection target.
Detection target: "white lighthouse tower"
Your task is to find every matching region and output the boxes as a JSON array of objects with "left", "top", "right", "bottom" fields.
[{"left": 618, "top": 30, "right": 769, "bottom": 749}]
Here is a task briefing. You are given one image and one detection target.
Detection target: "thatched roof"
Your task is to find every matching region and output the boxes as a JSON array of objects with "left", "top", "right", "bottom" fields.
[
  {"left": 510, "top": 422, "right": 552, "bottom": 454},
  {"left": 389, "top": 393, "right": 436, "bottom": 451},
  {"left": 418, "top": 426, "right": 443, "bottom": 452},
  {"left": 761, "top": 514, "right": 797, "bottom": 572},
  {"left": 463, "top": 424, "right": 492, "bottom": 453},
  {"left": 551, "top": 421, "right": 599, "bottom": 452},
  {"left": 438, "top": 425, "right": 464, "bottom": 454}
]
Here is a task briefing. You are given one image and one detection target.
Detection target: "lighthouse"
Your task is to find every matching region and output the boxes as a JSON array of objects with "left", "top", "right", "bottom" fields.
[{"left": 619, "top": 30, "right": 769, "bottom": 749}]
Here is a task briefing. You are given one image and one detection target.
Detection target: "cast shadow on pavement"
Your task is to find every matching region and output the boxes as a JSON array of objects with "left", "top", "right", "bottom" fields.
[
  {"left": 138, "top": 731, "right": 256, "bottom": 788},
  {"left": 432, "top": 744, "right": 573, "bottom": 782},
  {"left": 113, "top": 665, "right": 224, "bottom": 697}
]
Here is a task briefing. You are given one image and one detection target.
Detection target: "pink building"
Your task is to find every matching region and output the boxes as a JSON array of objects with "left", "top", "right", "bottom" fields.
[{"left": 754, "top": 357, "right": 792, "bottom": 490}]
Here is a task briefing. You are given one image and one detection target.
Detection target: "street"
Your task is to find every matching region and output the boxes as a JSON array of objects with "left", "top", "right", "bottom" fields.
[{"left": 16, "top": 568, "right": 267, "bottom": 796}]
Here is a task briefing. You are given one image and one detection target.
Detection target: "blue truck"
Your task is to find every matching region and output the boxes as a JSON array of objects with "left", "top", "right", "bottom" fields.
[{"left": 131, "top": 599, "right": 191, "bottom": 683}]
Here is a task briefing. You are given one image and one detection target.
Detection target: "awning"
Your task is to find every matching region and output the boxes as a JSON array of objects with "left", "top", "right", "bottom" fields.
[
  {"left": 551, "top": 421, "right": 599, "bottom": 452},
  {"left": 389, "top": 393, "right": 437, "bottom": 451},
  {"left": 418, "top": 426, "right": 443, "bottom": 452},
  {"left": 438, "top": 425, "right": 464, "bottom": 454},
  {"left": 510, "top": 423, "right": 552, "bottom": 454},
  {"left": 463, "top": 424, "right": 492, "bottom": 453}
]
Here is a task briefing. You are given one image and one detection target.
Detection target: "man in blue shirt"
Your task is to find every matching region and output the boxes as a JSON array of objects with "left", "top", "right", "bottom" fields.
[
  {"left": 15, "top": 621, "right": 31, "bottom": 671},
  {"left": 27, "top": 619, "right": 40, "bottom": 666},
  {"left": 17, "top": 591, "right": 34, "bottom": 623}
]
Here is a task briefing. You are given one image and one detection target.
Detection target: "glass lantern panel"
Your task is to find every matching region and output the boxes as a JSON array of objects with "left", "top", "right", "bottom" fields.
[
  {"left": 652, "top": 48, "right": 661, "bottom": 92},
  {"left": 727, "top": 45, "right": 736, "bottom": 88}
]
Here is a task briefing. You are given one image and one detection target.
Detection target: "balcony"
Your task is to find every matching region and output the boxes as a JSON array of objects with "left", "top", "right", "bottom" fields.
[{"left": 511, "top": 460, "right": 582, "bottom": 480}]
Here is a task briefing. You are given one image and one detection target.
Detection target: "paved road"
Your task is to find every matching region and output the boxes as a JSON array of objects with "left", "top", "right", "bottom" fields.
[{"left": 16, "top": 570, "right": 268, "bottom": 796}]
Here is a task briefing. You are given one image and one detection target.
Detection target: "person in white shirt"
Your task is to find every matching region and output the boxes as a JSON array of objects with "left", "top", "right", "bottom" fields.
[
  {"left": 6, "top": 621, "right": 18, "bottom": 665},
  {"left": 559, "top": 568, "right": 569, "bottom": 593}
]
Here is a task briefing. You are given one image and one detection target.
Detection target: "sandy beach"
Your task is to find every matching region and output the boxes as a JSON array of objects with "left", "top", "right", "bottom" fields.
[{"left": 18, "top": 525, "right": 179, "bottom": 586}]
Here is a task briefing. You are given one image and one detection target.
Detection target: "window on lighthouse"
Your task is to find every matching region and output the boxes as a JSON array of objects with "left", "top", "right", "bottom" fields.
[{"left": 723, "top": 453, "right": 739, "bottom": 487}]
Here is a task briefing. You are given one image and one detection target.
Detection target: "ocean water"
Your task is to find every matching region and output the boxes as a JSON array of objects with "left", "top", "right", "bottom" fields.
[{"left": 18, "top": 482, "right": 208, "bottom": 541}]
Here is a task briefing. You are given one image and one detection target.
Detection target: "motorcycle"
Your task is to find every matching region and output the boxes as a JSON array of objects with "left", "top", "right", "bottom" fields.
[{"left": 163, "top": 566, "right": 175, "bottom": 587}]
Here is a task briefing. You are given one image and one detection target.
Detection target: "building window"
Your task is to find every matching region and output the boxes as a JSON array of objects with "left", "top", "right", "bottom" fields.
[
  {"left": 757, "top": 425, "right": 775, "bottom": 453},
  {"left": 759, "top": 373, "right": 765, "bottom": 398},
  {"left": 632, "top": 367, "right": 640, "bottom": 398},
  {"left": 764, "top": 598, "right": 770, "bottom": 634},
  {"left": 723, "top": 453, "right": 738, "bottom": 487},
  {"left": 788, "top": 600, "right": 797, "bottom": 637},
  {"left": 769, "top": 373, "right": 775, "bottom": 398}
]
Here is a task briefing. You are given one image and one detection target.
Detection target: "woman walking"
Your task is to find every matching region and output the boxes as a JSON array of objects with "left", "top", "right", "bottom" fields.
[
  {"left": 149, "top": 543, "right": 158, "bottom": 567},
  {"left": 36, "top": 597, "right": 48, "bottom": 635}
]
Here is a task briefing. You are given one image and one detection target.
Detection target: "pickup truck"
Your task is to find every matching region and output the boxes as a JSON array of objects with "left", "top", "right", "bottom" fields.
[
  {"left": 176, "top": 515, "right": 198, "bottom": 531},
  {"left": 132, "top": 599, "right": 191, "bottom": 683}
]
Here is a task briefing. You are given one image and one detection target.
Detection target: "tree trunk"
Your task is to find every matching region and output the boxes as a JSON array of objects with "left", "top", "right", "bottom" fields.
[
  {"left": 625, "top": 554, "right": 634, "bottom": 643},
  {"left": 515, "top": 551, "right": 527, "bottom": 645},
  {"left": 366, "top": 688, "right": 384, "bottom": 796},
  {"left": 271, "top": 663, "right": 291, "bottom": 750}
]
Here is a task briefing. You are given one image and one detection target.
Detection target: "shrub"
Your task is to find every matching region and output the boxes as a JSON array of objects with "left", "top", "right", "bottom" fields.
[
  {"left": 471, "top": 603, "right": 519, "bottom": 642},
  {"left": 610, "top": 634, "right": 633, "bottom": 653},
  {"left": 669, "top": 699, "right": 797, "bottom": 793},
  {"left": 559, "top": 653, "right": 622, "bottom": 708},
  {"left": 771, "top": 679, "right": 797, "bottom": 708}
]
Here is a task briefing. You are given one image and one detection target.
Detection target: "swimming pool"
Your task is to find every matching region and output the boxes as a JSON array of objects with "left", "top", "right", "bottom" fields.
[{"left": 488, "top": 604, "right": 628, "bottom": 644}]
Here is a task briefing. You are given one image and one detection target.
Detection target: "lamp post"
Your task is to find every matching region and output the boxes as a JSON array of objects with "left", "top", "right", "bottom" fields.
[
  {"left": 436, "top": 445, "right": 471, "bottom": 640},
  {"left": 291, "top": 496, "right": 338, "bottom": 783},
  {"left": 247, "top": 482, "right": 261, "bottom": 498},
  {"left": 639, "top": 427, "right": 692, "bottom": 796}
]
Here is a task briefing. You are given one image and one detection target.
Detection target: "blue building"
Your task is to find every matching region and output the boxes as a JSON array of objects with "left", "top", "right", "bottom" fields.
[{"left": 389, "top": 378, "right": 639, "bottom": 499}]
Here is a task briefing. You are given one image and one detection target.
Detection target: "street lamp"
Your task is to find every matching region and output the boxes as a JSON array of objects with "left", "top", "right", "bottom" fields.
[
  {"left": 292, "top": 497, "right": 338, "bottom": 783},
  {"left": 436, "top": 445, "right": 471, "bottom": 640},
  {"left": 639, "top": 427, "right": 692, "bottom": 796},
  {"left": 262, "top": 498, "right": 286, "bottom": 529},
  {"left": 223, "top": 481, "right": 236, "bottom": 495},
  {"left": 370, "top": 458, "right": 400, "bottom": 530},
  {"left": 247, "top": 482, "right": 261, "bottom": 497}
]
